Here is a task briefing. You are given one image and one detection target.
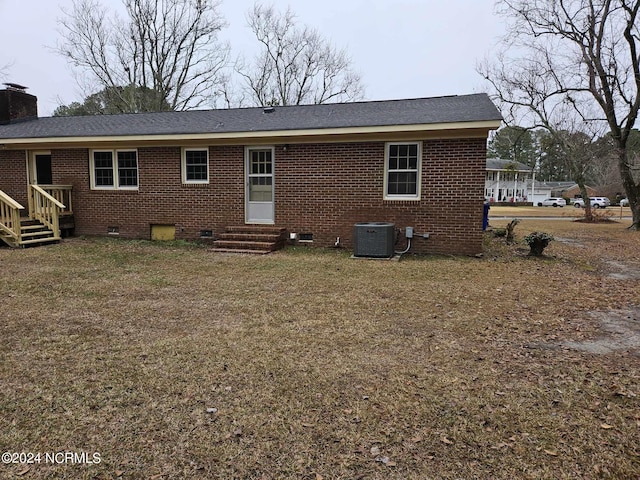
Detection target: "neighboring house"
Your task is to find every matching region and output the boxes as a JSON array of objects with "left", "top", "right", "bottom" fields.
[
  {"left": 530, "top": 181, "right": 575, "bottom": 205},
  {"left": 553, "top": 183, "right": 597, "bottom": 199},
  {"left": 0, "top": 86, "right": 502, "bottom": 255},
  {"left": 485, "top": 158, "right": 532, "bottom": 203},
  {"left": 528, "top": 181, "right": 596, "bottom": 205},
  {"left": 484, "top": 159, "right": 589, "bottom": 205}
]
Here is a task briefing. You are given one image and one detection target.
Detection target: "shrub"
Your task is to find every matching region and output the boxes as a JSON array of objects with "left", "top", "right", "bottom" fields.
[{"left": 524, "top": 232, "right": 553, "bottom": 256}]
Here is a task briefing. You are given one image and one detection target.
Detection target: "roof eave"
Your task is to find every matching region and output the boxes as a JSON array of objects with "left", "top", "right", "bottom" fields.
[{"left": 0, "top": 120, "right": 502, "bottom": 149}]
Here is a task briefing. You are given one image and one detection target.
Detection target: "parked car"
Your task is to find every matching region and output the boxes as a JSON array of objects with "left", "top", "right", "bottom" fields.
[
  {"left": 537, "top": 197, "right": 566, "bottom": 207},
  {"left": 620, "top": 198, "right": 629, "bottom": 207},
  {"left": 573, "top": 197, "right": 611, "bottom": 208}
]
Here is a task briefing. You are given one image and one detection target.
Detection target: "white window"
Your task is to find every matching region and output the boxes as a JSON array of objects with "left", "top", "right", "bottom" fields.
[
  {"left": 384, "top": 142, "right": 421, "bottom": 200},
  {"left": 182, "top": 148, "right": 209, "bottom": 184},
  {"left": 90, "top": 150, "right": 138, "bottom": 190}
]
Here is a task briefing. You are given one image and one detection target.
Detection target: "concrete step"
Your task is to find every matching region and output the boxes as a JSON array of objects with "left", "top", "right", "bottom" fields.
[
  {"left": 212, "top": 240, "right": 279, "bottom": 251},
  {"left": 210, "top": 248, "right": 272, "bottom": 255},
  {"left": 225, "top": 225, "right": 287, "bottom": 235},
  {"left": 210, "top": 225, "right": 288, "bottom": 254},
  {"left": 218, "top": 232, "right": 283, "bottom": 242}
]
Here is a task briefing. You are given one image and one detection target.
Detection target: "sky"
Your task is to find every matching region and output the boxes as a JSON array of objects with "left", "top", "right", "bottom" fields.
[{"left": 0, "top": 0, "right": 505, "bottom": 116}]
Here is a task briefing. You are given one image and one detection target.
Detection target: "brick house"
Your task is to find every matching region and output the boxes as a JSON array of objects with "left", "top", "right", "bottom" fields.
[{"left": 0, "top": 86, "right": 502, "bottom": 255}]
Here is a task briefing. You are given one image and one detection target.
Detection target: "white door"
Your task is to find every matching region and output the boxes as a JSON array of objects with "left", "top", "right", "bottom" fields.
[{"left": 245, "top": 147, "right": 275, "bottom": 224}]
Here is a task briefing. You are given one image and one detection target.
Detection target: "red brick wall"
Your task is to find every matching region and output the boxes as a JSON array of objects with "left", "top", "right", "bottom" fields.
[
  {"left": 0, "top": 137, "right": 487, "bottom": 255},
  {"left": 276, "top": 139, "right": 486, "bottom": 255},
  {"left": 0, "top": 150, "right": 28, "bottom": 205},
  {"left": 49, "top": 146, "right": 245, "bottom": 239}
]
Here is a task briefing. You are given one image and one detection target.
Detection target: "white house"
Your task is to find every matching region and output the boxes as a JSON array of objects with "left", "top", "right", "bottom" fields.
[
  {"left": 530, "top": 181, "right": 577, "bottom": 205},
  {"left": 485, "top": 158, "right": 532, "bottom": 203}
]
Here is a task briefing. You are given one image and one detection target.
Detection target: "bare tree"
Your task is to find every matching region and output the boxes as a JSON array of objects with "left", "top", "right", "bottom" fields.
[
  {"left": 54, "top": 85, "right": 172, "bottom": 116},
  {"left": 0, "top": 61, "right": 13, "bottom": 81},
  {"left": 233, "top": 3, "right": 364, "bottom": 106},
  {"left": 57, "top": 0, "right": 229, "bottom": 112},
  {"left": 479, "top": 0, "right": 640, "bottom": 228}
]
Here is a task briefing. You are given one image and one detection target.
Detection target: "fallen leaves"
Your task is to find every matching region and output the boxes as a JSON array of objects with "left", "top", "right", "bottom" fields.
[
  {"left": 375, "top": 456, "right": 397, "bottom": 467},
  {"left": 1, "top": 227, "right": 639, "bottom": 479}
]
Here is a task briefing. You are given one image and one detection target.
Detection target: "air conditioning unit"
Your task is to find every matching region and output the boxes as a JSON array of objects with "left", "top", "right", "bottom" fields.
[{"left": 353, "top": 222, "right": 395, "bottom": 258}]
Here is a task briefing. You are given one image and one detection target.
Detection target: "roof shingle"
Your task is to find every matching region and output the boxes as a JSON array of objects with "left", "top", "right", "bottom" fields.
[{"left": 0, "top": 93, "right": 502, "bottom": 140}]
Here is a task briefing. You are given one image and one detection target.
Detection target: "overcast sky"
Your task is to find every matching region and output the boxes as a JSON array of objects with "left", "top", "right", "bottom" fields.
[{"left": 0, "top": 0, "right": 505, "bottom": 116}]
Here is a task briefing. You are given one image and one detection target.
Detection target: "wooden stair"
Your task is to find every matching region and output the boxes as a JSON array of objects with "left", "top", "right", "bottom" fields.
[
  {"left": 211, "top": 226, "right": 287, "bottom": 254},
  {"left": 0, "top": 219, "right": 61, "bottom": 248}
]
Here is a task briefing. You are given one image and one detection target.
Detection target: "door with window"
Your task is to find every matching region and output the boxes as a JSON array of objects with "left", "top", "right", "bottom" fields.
[{"left": 245, "top": 147, "right": 274, "bottom": 224}]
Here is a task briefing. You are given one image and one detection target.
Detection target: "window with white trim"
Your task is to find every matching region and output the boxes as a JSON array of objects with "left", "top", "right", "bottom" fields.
[
  {"left": 384, "top": 142, "right": 421, "bottom": 200},
  {"left": 182, "top": 148, "right": 209, "bottom": 184},
  {"left": 90, "top": 150, "right": 138, "bottom": 189}
]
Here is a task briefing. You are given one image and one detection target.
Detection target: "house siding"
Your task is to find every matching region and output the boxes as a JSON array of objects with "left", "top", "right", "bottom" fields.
[{"left": 1, "top": 137, "right": 487, "bottom": 256}]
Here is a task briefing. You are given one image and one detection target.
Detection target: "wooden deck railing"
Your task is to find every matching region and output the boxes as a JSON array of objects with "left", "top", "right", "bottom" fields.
[
  {"left": 0, "top": 189, "right": 25, "bottom": 245},
  {"left": 36, "top": 185, "right": 73, "bottom": 215},
  {"left": 29, "top": 185, "right": 66, "bottom": 238}
]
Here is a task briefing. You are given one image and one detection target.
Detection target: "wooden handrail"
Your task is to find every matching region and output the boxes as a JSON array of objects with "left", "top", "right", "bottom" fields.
[
  {"left": 0, "top": 189, "right": 25, "bottom": 210},
  {"left": 0, "top": 189, "right": 24, "bottom": 245},
  {"left": 29, "top": 185, "right": 65, "bottom": 238},
  {"left": 38, "top": 184, "right": 73, "bottom": 190},
  {"left": 31, "top": 185, "right": 66, "bottom": 209},
  {"left": 37, "top": 185, "right": 73, "bottom": 214}
]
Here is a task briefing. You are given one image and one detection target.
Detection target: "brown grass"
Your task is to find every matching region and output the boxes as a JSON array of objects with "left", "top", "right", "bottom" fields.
[{"left": 1, "top": 222, "right": 639, "bottom": 479}]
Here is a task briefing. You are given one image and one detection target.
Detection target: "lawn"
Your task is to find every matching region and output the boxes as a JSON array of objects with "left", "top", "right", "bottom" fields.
[
  {"left": 1, "top": 220, "right": 639, "bottom": 479},
  {"left": 489, "top": 204, "right": 632, "bottom": 219}
]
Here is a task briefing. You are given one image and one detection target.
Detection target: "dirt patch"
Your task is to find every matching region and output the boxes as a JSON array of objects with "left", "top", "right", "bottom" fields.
[
  {"left": 606, "top": 260, "right": 640, "bottom": 280},
  {"left": 554, "top": 236, "right": 586, "bottom": 248},
  {"left": 562, "top": 307, "right": 640, "bottom": 354}
]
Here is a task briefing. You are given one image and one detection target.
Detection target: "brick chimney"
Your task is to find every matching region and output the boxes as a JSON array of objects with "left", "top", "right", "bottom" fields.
[{"left": 0, "top": 83, "right": 38, "bottom": 125}]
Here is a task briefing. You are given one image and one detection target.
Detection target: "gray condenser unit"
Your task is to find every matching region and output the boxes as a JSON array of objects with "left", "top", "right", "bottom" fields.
[{"left": 353, "top": 222, "right": 395, "bottom": 258}]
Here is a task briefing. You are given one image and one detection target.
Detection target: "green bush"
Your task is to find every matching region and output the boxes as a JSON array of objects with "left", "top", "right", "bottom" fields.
[{"left": 524, "top": 232, "right": 553, "bottom": 256}]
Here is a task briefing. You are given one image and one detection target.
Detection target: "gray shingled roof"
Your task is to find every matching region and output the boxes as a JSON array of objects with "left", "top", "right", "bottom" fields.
[
  {"left": 486, "top": 158, "right": 531, "bottom": 172},
  {"left": 0, "top": 94, "right": 502, "bottom": 140},
  {"left": 536, "top": 181, "right": 579, "bottom": 189}
]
